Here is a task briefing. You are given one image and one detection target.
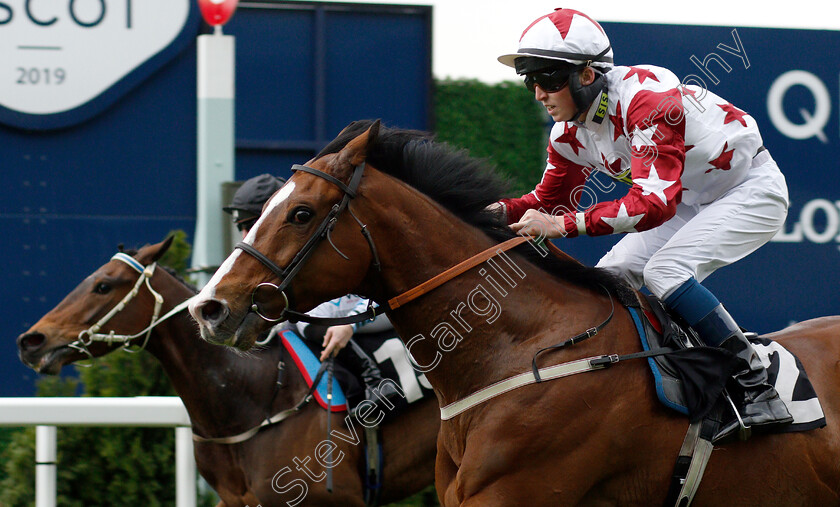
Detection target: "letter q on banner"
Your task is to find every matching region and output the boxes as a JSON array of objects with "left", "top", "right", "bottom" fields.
[
  {"left": 198, "top": 0, "right": 239, "bottom": 26},
  {"left": 767, "top": 70, "right": 831, "bottom": 143}
]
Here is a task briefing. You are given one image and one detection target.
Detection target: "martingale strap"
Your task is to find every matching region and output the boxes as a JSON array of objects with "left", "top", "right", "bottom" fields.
[{"left": 192, "top": 358, "right": 332, "bottom": 445}]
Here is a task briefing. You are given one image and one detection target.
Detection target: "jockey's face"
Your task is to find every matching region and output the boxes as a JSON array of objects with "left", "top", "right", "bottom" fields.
[
  {"left": 534, "top": 82, "right": 577, "bottom": 122},
  {"left": 533, "top": 67, "right": 596, "bottom": 122}
]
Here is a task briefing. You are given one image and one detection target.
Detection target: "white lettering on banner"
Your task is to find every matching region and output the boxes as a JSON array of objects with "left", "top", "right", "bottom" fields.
[
  {"left": 0, "top": 0, "right": 190, "bottom": 115},
  {"left": 772, "top": 199, "right": 840, "bottom": 247},
  {"left": 767, "top": 70, "right": 831, "bottom": 143}
]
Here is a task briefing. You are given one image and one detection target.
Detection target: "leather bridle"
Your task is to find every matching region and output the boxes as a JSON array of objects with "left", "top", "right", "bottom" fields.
[
  {"left": 236, "top": 160, "right": 534, "bottom": 325},
  {"left": 236, "top": 162, "right": 382, "bottom": 325}
]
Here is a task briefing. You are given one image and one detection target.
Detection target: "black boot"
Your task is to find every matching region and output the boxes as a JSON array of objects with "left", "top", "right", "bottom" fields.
[
  {"left": 345, "top": 339, "right": 403, "bottom": 410},
  {"left": 694, "top": 305, "right": 793, "bottom": 441}
]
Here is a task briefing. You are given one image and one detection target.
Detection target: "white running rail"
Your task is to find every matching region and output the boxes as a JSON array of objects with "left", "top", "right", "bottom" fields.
[{"left": 0, "top": 397, "right": 196, "bottom": 507}]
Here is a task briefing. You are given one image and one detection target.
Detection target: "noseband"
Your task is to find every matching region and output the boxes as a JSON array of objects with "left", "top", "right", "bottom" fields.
[{"left": 235, "top": 161, "right": 382, "bottom": 324}]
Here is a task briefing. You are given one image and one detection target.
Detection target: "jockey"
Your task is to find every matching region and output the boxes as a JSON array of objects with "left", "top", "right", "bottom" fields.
[
  {"left": 493, "top": 8, "right": 792, "bottom": 440},
  {"left": 291, "top": 295, "right": 398, "bottom": 406},
  {"left": 223, "top": 173, "right": 286, "bottom": 238},
  {"left": 224, "top": 174, "right": 396, "bottom": 407}
]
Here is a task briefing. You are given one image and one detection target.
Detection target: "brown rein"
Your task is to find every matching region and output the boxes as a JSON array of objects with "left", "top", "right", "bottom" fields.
[{"left": 387, "top": 236, "right": 530, "bottom": 309}]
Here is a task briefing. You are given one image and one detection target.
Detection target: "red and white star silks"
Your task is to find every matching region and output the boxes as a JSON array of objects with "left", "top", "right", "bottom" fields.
[{"left": 500, "top": 64, "right": 764, "bottom": 237}]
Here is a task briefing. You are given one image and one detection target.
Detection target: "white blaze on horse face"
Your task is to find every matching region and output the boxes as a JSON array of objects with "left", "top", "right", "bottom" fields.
[
  {"left": 243, "top": 181, "right": 296, "bottom": 246},
  {"left": 195, "top": 182, "right": 296, "bottom": 303}
]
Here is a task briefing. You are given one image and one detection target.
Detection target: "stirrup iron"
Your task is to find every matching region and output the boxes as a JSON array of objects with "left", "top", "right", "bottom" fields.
[{"left": 723, "top": 389, "right": 751, "bottom": 441}]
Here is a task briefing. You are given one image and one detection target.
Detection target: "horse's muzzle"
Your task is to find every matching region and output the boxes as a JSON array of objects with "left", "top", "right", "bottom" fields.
[{"left": 190, "top": 297, "right": 231, "bottom": 343}]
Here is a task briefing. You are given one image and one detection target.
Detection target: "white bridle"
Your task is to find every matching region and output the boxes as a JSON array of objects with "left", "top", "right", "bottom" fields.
[{"left": 68, "top": 252, "right": 192, "bottom": 359}]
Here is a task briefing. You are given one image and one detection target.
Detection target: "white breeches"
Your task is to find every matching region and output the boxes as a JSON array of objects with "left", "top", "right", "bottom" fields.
[{"left": 596, "top": 150, "right": 789, "bottom": 299}]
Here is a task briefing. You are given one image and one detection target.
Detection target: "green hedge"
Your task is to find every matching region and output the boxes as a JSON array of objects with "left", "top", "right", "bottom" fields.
[{"left": 433, "top": 78, "right": 549, "bottom": 196}]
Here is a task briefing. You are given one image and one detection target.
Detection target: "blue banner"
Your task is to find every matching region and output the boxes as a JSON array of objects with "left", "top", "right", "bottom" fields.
[{"left": 557, "top": 23, "right": 840, "bottom": 333}]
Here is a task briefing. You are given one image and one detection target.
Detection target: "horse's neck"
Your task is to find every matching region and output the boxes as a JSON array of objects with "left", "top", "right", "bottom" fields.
[
  {"left": 386, "top": 261, "right": 609, "bottom": 394},
  {"left": 362, "top": 179, "right": 617, "bottom": 401},
  {"left": 359, "top": 178, "right": 496, "bottom": 301},
  {"left": 143, "top": 287, "right": 303, "bottom": 436}
]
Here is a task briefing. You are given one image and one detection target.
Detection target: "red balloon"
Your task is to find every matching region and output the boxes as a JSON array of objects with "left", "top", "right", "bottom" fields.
[{"left": 197, "top": 0, "right": 239, "bottom": 26}]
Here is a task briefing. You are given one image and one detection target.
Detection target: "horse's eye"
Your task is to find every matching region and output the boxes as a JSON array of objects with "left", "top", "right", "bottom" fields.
[
  {"left": 290, "top": 207, "right": 314, "bottom": 224},
  {"left": 93, "top": 282, "right": 112, "bottom": 295}
]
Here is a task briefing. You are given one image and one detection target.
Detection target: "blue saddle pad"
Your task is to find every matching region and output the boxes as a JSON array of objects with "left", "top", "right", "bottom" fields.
[
  {"left": 627, "top": 306, "right": 690, "bottom": 415},
  {"left": 279, "top": 329, "right": 348, "bottom": 412}
]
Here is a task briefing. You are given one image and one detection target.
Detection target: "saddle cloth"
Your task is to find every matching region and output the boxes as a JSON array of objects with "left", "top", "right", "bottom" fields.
[
  {"left": 279, "top": 328, "right": 348, "bottom": 412},
  {"left": 629, "top": 303, "right": 826, "bottom": 433},
  {"left": 279, "top": 328, "right": 435, "bottom": 415}
]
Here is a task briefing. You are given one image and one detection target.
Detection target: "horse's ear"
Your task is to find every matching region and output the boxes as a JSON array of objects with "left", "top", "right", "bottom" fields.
[
  {"left": 338, "top": 119, "right": 380, "bottom": 168},
  {"left": 136, "top": 236, "right": 174, "bottom": 265},
  {"left": 152, "top": 235, "right": 175, "bottom": 262}
]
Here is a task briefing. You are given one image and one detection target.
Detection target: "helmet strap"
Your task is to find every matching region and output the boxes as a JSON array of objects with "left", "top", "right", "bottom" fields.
[{"left": 569, "top": 67, "right": 607, "bottom": 122}]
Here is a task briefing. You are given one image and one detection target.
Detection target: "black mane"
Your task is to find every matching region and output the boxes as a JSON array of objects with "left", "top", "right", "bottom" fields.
[{"left": 317, "top": 120, "right": 636, "bottom": 304}]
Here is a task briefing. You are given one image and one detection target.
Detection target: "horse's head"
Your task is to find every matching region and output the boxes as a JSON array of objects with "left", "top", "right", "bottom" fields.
[
  {"left": 190, "top": 121, "right": 382, "bottom": 350},
  {"left": 17, "top": 237, "right": 174, "bottom": 374}
]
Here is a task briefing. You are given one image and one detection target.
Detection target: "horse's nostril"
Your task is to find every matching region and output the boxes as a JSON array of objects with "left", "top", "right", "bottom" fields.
[
  {"left": 200, "top": 300, "right": 229, "bottom": 326},
  {"left": 17, "top": 332, "right": 46, "bottom": 352}
]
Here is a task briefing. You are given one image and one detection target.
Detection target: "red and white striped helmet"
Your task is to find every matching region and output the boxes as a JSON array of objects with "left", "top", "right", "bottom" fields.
[{"left": 498, "top": 8, "right": 614, "bottom": 71}]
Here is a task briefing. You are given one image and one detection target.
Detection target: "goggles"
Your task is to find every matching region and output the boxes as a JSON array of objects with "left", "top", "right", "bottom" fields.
[
  {"left": 524, "top": 68, "right": 572, "bottom": 93},
  {"left": 236, "top": 219, "right": 257, "bottom": 233},
  {"left": 231, "top": 209, "right": 259, "bottom": 233}
]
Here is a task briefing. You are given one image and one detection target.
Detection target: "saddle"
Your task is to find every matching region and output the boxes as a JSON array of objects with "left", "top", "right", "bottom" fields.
[
  {"left": 284, "top": 327, "right": 435, "bottom": 420},
  {"left": 633, "top": 294, "right": 825, "bottom": 432}
]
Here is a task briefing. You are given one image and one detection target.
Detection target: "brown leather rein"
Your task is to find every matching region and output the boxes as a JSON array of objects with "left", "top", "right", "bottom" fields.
[{"left": 388, "top": 236, "right": 530, "bottom": 309}]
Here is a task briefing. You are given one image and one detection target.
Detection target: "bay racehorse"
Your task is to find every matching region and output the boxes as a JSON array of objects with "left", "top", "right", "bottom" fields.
[
  {"left": 16, "top": 237, "right": 439, "bottom": 507},
  {"left": 189, "top": 120, "right": 840, "bottom": 505}
]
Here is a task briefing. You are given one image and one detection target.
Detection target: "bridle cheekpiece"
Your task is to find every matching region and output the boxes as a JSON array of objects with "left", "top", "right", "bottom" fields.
[
  {"left": 235, "top": 161, "right": 382, "bottom": 325},
  {"left": 68, "top": 252, "right": 192, "bottom": 359}
]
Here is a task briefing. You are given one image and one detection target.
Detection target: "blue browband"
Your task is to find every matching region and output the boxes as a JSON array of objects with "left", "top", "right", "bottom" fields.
[{"left": 111, "top": 252, "right": 145, "bottom": 274}]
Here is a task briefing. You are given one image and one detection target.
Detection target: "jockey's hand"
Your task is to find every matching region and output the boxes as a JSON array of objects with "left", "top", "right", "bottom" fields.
[
  {"left": 321, "top": 324, "right": 354, "bottom": 361},
  {"left": 509, "top": 209, "right": 567, "bottom": 239}
]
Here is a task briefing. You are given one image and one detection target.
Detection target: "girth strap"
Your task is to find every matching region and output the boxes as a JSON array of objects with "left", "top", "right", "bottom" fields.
[
  {"left": 663, "top": 416, "right": 717, "bottom": 506},
  {"left": 363, "top": 425, "right": 383, "bottom": 506}
]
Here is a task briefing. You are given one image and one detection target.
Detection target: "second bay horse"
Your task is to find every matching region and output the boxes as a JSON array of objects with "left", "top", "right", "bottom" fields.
[{"left": 17, "top": 237, "right": 439, "bottom": 506}]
